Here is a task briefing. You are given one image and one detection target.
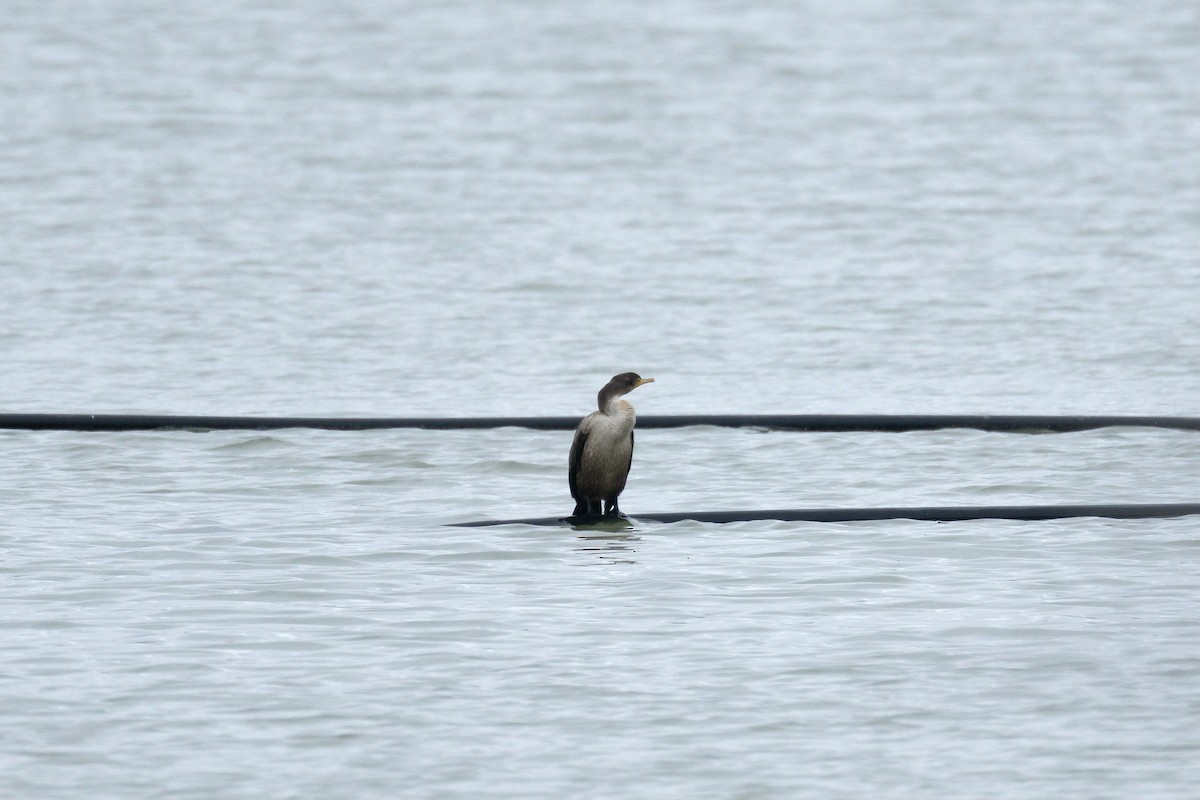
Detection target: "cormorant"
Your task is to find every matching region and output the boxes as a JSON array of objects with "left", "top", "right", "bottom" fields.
[{"left": 568, "top": 372, "right": 654, "bottom": 518}]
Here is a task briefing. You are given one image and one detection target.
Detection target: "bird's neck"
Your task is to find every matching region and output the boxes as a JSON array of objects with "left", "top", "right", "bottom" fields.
[{"left": 598, "top": 392, "right": 635, "bottom": 419}]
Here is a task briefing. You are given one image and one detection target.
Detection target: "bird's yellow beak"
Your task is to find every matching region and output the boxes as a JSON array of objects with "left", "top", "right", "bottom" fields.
[{"left": 636, "top": 377, "right": 655, "bottom": 387}]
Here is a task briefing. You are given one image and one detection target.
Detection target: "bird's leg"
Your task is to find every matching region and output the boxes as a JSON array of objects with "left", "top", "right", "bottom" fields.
[
  {"left": 575, "top": 497, "right": 602, "bottom": 518},
  {"left": 573, "top": 497, "right": 626, "bottom": 519}
]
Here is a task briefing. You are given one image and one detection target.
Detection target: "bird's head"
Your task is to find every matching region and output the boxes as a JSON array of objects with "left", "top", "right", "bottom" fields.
[
  {"left": 597, "top": 372, "right": 654, "bottom": 410},
  {"left": 608, "top": 372, "right": 654, "bottom": 395}
]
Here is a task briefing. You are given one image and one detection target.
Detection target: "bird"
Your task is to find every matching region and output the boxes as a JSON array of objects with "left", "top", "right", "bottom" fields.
[{"left": 568, "top": 372, "right": 654, "bottom": 518}]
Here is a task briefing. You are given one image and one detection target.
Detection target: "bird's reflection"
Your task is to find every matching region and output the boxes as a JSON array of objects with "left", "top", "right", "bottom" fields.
[{"left": 573, "top": 530, "right": 640, "bottom": 565}]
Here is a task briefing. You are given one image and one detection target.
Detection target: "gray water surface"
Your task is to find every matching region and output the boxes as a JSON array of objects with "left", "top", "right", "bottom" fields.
[{"left": 2, "top": 0, "right": 1199, "bottom": 797}]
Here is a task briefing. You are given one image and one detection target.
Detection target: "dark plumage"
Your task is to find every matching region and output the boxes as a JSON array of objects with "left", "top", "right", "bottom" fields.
[{"left": 568, "top": 372, "right": 654, "bottom": 518}]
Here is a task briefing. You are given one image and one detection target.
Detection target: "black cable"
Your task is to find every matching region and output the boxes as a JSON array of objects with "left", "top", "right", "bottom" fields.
[
  {"left": 451, "top": 503, "right": 1200, "bottom": 527},
  {"left": 3, "top": 413, "right": 1198, "bottom": 432}
]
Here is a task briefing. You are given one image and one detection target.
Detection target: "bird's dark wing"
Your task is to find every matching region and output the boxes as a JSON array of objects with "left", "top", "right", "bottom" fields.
[
  {"left": 568, "top": 427, "right": 587, "bottom": 500},
  {"left": 625, "top": 430, "right": 634, "bottom": 479}
]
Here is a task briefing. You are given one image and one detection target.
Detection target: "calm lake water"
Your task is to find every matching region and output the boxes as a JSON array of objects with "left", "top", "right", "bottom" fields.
[{"left": 2, "top": 0, "right": 1198, "bottom": 797}]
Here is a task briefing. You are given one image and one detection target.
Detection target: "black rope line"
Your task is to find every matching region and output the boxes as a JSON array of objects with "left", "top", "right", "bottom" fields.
[
  {"left": 3, "top": 413, "right": 1198, "bottom": 433},
  {"left": 451, "top": 503, "right": 1200, "bottom": 527}
]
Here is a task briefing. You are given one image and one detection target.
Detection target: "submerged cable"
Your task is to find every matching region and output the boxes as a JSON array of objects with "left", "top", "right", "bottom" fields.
[
  {"left": 3, "top": 413, "right": 1199, "bottom": 432},
  {"left": 451, "top": 503, "right": 1200, "bottom": 527}
]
